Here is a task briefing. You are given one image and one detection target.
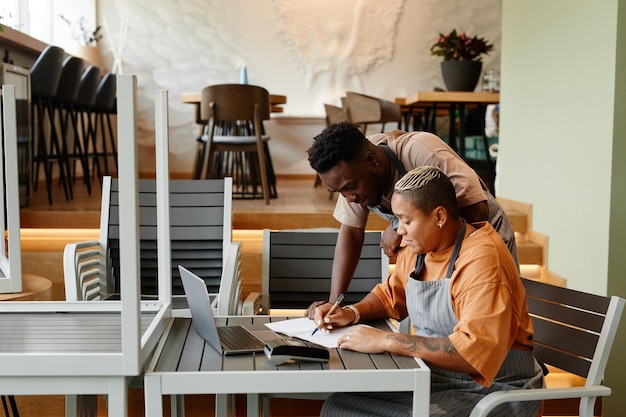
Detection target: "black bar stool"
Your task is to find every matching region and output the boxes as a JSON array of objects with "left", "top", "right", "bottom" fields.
[
  {"left": 30, "top": 45, "right": 68, "bottom": 204},
  {"left": 73, "top": 65, "right": 102, "bottom": 187},
  {"left": 51, "top": 55, "right": 91, "bottom": 198},
  {"left": 92, "top": 73, "right": 117, "bottom": 177}
]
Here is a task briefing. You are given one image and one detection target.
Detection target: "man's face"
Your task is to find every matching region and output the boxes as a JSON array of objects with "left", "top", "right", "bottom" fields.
[{"left": 319, "top": 158, "right": 384, "bottom": 207}]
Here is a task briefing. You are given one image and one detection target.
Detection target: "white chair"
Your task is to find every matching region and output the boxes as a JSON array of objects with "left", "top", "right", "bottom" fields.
[
  {"left": 0, "top": 85, "right": 23, "bottom": 295},
  {"left": 63, "top": 177, "right": 242, "bottom": 316},
  {"left": 469, "top": 278, "right": 625, "bottom": 417}
]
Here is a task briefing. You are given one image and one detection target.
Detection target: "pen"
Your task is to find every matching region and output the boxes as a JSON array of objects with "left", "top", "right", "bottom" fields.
[{"left": 311, "top": 293, "right": 345, "bottom": 335}]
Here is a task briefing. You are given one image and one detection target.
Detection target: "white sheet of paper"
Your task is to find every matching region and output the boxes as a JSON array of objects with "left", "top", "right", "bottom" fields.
[{"left": 265, "top": 317, "right": 351, "bottom": 348}]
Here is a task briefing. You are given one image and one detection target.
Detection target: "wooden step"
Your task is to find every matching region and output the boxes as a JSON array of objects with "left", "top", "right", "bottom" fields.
[
  {"left": 516, "top": 236, "right": 544, "bottom": 266},
  {"left": 498, "top": 197, "right": 531, "bottom": 235}
]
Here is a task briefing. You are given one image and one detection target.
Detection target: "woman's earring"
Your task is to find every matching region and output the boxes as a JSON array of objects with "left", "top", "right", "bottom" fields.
[{"left": 438, "top": 223, "right": 443, "bottom": 229}]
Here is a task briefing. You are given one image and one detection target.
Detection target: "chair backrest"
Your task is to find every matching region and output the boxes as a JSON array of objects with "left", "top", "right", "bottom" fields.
[
  {"left": 93, "top": 73, "right": 117, "bottom": 112},
  {"left": 324, "top": 103, "right": 348, "bottom": 126},
  {"left": 53, "top": 56, "right": 85, "bottom": 104},
  {"left": 75, "top": 65, "right": 102, "bottom": 108},
  {"left": 261, "top": 229, "right": 389, "bottom": 312},
  {"left": 200, "top": 84, "right": 270, "bottom": 122},
  {"left": 345, "top": 91, "right": 402, "bottom": 132},
  {"left": 106, "top": 177, "right": 233, "bottom": 308},
  {"left": 30, "top": 45, "right": 65, "bottom": 99},
  {"left": 0, "top": 86, "right": 23, "bottom": 293},
  {"left": 522, "top": 278, "right": 624, "bottom": 384}
]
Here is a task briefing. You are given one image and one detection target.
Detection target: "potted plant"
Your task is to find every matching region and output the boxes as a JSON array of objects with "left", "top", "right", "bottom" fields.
[
  {"left": 430, "top": 29, "right": 494, "bottom": 91},
  {"left": 59, "top": 15, "right": 104, "bottom": 68}
]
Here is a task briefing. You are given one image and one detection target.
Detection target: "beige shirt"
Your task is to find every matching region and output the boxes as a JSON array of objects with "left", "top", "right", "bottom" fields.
[{"left": 333, "top": 130, "right": 488, "bottom": 228}]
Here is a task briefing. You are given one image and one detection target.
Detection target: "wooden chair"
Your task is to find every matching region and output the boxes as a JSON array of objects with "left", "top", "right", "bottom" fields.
[
  {"left": 63, "top": 176, "right": 242, "bottom": 316},
  {"left": 198, "top": 84, "right": 276, "bottom": 204},
  {"left": 345, "top": 91, "right": 402, "bottom": 134},
  {"left": 469, "top": 278, "right": 625, "bottom": 417}
]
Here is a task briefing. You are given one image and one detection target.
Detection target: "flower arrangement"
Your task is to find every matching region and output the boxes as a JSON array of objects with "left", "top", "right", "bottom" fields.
[
  {"left": 430, "top": 29, "right": 493, "bottom": 62},
  {"left": 59, "top": 15, "right": 102, "bottom": 46}
]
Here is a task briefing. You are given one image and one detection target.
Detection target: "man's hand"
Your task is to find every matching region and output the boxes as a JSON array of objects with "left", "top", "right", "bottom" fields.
[
  {"left": 305, "top": 300, "right": 327, "bottom": 319},
  {"left": 380, "top": 223, "right": 402, "bottom": 257}
]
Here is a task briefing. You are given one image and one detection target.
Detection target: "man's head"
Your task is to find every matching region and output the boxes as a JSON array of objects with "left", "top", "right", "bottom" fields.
[
  {"left": 307, "top": 122, "right": 387, "bottom": 207},
  {"left": 307, "top": 121, "right": 367, "bottom": 174}
]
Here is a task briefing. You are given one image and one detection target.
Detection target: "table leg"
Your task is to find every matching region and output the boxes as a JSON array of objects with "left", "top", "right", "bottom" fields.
[
  {"left": 458, "top": 103, "right": 466, "bottom": 158},
  {"left": 106, "top": 377, "right": 128, "bottom": 417},
  {"left": 448, "top": 104, "right": 457, "bottom": 153},
  {"left": 144, "top": 374, "right": 164, "bottom": 417}
]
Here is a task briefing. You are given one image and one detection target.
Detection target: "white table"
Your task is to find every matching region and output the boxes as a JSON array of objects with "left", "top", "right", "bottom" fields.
[
  {"left": 143, "top": 315, "right": 431, "bottom": 417},
  {"left": 0, "top": 301, "right": 168, "bottom": 417}
]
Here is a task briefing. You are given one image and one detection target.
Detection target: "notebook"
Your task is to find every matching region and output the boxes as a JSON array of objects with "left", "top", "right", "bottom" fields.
[{"left": 178, "top": 265, "right": 266, "bottom": 355}]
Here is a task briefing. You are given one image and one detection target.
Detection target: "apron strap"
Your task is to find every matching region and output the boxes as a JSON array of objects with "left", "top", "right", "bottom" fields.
[{"left": 379, "top": 143, "right": 408, "bottom": 176}]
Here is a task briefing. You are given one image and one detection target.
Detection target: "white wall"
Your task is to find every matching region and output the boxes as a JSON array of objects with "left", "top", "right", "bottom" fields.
[{"left": 96, "top": 0, "right": 502, "bottom": 176}]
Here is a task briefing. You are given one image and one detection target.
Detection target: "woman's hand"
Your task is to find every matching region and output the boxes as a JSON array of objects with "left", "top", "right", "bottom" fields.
[
  {"left": 337, "top": 325, "right": 387, "bottom": 353},
  {"left": 312, "top": 303, "right": 355, "bottom": 333}
]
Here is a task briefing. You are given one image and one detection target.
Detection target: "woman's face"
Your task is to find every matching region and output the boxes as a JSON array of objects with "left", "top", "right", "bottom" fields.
[{"left": 391, "top": 193, "right": 441, "bottom": 254}]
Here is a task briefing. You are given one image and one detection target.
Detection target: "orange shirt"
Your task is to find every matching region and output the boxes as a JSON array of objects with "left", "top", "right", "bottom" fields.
[{"left": 372, "top": 222, "right": 533, "bottom": 386}]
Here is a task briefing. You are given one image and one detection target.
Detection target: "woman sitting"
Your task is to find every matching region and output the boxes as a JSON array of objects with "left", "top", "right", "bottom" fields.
[{"left": 315, "top": 166, "right": 544, "bottom": 417}]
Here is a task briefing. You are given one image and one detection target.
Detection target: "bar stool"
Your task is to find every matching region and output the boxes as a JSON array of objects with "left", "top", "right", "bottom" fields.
[
  {"left": 91, "top": 73, "right": 117, "bottom": 177},
  {"left": 1, "top": 395, "right": 19, "bottom": 416},
  {"left": 73, "top": 65, "right": 103, "bottom": 186},
  {"left": 30, "top": 45, "right": 68, "bottom": 204},
  {"left": 51, "top": 55, "right": 91, "bottom": 198}
]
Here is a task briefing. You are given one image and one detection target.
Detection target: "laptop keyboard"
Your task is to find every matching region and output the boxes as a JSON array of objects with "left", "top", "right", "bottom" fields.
[{"left": 218, "top": 325, "right": 265, "bottom": 351}]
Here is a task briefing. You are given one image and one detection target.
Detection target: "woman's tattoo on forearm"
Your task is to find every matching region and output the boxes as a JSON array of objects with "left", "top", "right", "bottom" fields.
[{"left": 387, "top": 333, "right": 457, "bottom": 356}]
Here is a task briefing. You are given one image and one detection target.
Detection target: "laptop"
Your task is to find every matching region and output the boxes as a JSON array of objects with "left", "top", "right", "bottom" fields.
[{"left": 178, "top": 265, "right": 266, "bottom": 355}]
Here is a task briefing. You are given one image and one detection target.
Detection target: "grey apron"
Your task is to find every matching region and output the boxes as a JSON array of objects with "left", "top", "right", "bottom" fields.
[{"left": 321, "top": 223, "right": 543, "bottom": 417}]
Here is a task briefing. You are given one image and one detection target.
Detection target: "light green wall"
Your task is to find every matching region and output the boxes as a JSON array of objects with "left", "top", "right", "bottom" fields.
[
  {"left": 501, "top": 1, "right": 626, "bottom": 414},
  {"left": 607, "top": 1, "right": 626, "bottom": 416},
  {"left": 500, "top": 0, "right": 616, "bottom": 296}
]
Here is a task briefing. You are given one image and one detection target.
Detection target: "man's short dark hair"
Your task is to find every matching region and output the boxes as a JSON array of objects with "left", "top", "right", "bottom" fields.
[{"left": 307, "top": 121, "right": 367, "bottom": 173}]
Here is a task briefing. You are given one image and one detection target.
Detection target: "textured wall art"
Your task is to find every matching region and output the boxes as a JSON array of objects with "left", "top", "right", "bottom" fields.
[{"left": 273, "top": 0, "right": 404, "bottom": 110}]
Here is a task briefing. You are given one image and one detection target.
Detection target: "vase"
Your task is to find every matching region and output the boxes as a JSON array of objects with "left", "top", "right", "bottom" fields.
[
  {"left": 440, "top": 61, "right": 483, "bottom": 92},
  {"left": 71, "top": 45, "right": 104, "bottom": 70}
]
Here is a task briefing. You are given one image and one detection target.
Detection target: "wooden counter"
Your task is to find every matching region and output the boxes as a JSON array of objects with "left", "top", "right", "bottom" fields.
[{"left": 0, "top": 26, "right": 47, "bottom": 68}]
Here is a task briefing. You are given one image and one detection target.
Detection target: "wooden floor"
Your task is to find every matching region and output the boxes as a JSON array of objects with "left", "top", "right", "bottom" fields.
[{"left": 20, "top": 175, "right": 348, "bottom": 230}]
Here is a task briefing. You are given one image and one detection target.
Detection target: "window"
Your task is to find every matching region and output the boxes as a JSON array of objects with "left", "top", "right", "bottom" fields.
[{"left": 1, "top": 0, "right": 96, "bottom": 51}]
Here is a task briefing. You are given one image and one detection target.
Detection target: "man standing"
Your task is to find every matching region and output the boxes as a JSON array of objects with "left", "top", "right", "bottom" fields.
[{"left": 306, "top": 121, "right": 517, "bottom": 315}]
